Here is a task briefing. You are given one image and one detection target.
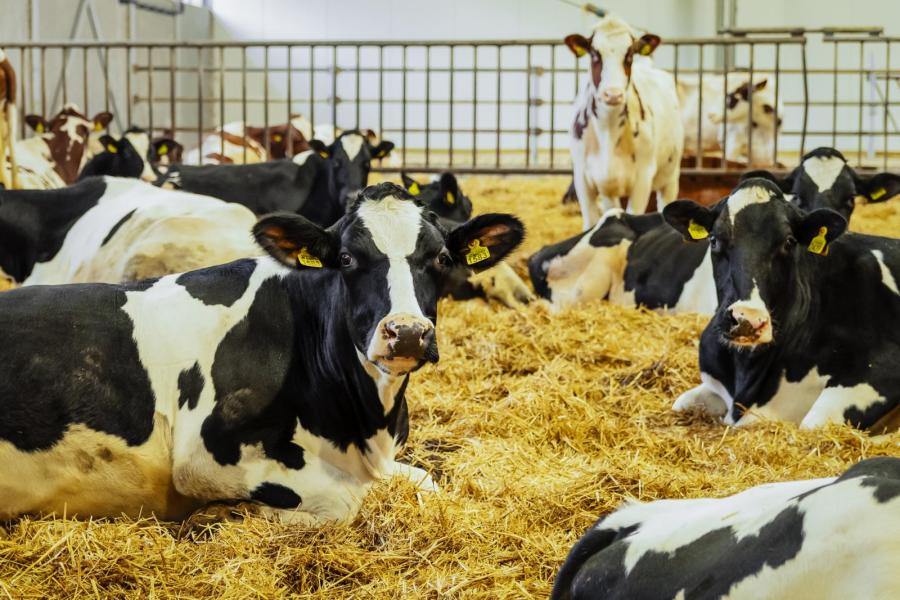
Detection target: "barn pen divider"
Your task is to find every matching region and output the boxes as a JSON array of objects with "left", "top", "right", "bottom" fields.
[{"left": 3, "top": 28, "right": 899, "bottom": 176}]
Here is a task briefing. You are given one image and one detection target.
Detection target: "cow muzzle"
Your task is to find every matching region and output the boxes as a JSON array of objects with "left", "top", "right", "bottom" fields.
[
  {"left": 601, "top": 89, "right": 625, "bottom": 106},
  {"left": 369, "top": 313, "right": 437, "bottom": 374},
  {"left": 725, "top": 302, "right": 773, "bottom": 346}
]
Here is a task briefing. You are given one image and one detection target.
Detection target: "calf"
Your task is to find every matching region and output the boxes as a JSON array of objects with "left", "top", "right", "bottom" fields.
[
  {"left": 552, "top": 457, "right": 900, "bottom": 600},
  {"left": 0, "top": 49, "right": 18, "bottom": 189},
  {"left": 0, "top": 176, "right": 259, "bottom": 286},
  {"left": 79, "top": 129, "right": 183, "bottom": 182},
  {"left": 566, "top": 15, "right": 683, "bottom": 229},
  {"left": 183, "top": 118, "right": 309, "bottom": 165},
  {"left": 528, "top": 208, "right": 715, "bottom": 314},
  {"left": 402, "top": 172, "right": 534, "bottom": 307},
  {"left": 664, "top": 178, "right": 900, "bottom": 429},
  {"left": 0, "top": 182, "right": 524, "bottom": 523},
  {"left": 744, "top": 147, "right": 900, "bottom": 219}
]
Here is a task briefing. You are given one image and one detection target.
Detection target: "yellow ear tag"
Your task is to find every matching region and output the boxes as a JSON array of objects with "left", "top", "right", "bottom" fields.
[
  {"left": 94, "top": 122, "right": 104, "bottom": 132},
  {"left": 573, "top": 45, "right": 588, "bottom": 58},
  {"left": 446, "top": 191, "right": 455, "bottom": 205},
  {"left": 687, "top": 219, "right": 709, "bottom": 240},
  {"left": 808, "top": 227, "right": 828, "bottom": 255},
  {"left": 640, "top": 43, "right": 653, "bottom": 56},
  {"left": 297, "top": 247, "right": 323, "bottom": 268},
  {"left": 158, "top": 143, "right": 168, "bottom": 156},
  {"left": 106, "top": 144, "right": 118, "bottom": 153},
  {"left": 465, "top": 239, "right": 491, "bottom": 266},
  {"left": 35, "top": 123, "right": 44, "bottom": 133},
  {"left": 408, "top": 182, "right": 420, "bottom": 195},
  {"left": 871, "top": 187, "right": 886, "bottom": 200},
  {"left": 319, "top": 151, "right": 329, "bottom": 158},
  {"left": 272, "top": 134, "right": 283, "bottom": 142}
]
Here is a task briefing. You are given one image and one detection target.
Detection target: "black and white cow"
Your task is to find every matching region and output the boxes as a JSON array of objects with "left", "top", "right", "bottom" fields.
[
  {"left": 79, "top": 128, "right": 184, "bottom": 182},
  {"left": 0, "top": 182, "right": 524, "bottom": 523},
  {"left": 742, "top": 147, "right": 900, "bottom": 219},
  {"left": 0, "top": 176, "right": 259, "bottom": 286},
  {"left": 664, "top": 178, "right": 900, "bottom": 429},
  {"left": 401, "top": 172, "right": 534, "bottom": 307},
  {"left": 528, "top": 209, "right": 715, "bottom": 314},
  {"left": 156, "top": 130, "right": 393, "bottom": 227},
  {"left": 551, "top": 457, "right": 900, "bottom": 600}
]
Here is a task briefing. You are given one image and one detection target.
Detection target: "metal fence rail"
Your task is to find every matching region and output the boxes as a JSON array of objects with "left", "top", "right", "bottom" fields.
[{"left": 3, "top": 30, "right": 899, "bottom": 174}]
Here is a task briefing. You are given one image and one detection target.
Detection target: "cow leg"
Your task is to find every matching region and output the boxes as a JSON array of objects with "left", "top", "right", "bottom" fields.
[
  {"left": 625, "top": 168, "right": 655, "bottom": 215},
  {"left": 180, "top": 500, "right": 323, "bottom": 534},
  {"left": 388, "top": 461, "right": 439, "bottom": 492},
  {"left": 6, "top": 106, "right": 18, "bottom": 189},
  {"left": 0, "top": 118, "right": 8, "bottom": 190},
  {"left": 672, "top": 376, "right": 729, "bottom": 418},
  {"left": 800, "top": 385, "right": 896, "bottom": 430},
  {"left": 673, "top": 323, "right": 734, "bottom": 421},
  {"left": 573, "top": 173, "right": 601, "bottom": 231},
  {"left": 468, "top": 263, "right": 535, "bottom": 308},
  {"left": 655, "top": 171, "right": 680, "bottom": 212}
]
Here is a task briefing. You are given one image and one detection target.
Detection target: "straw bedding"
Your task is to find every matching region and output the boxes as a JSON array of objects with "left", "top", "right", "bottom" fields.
[{"left": 1, "top": 176, "right": 897, "bottom": 599}]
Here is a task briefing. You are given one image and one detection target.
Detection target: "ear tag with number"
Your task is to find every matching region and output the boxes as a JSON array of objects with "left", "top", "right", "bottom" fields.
[
  {"left": 871, "top": 187, "right": 887, "bottom": 200},
  {"left": 808, "top": 227, "right": 828, "bottom": 255},
  {"left": 158, "top": 143, "right": 169, "bottom": 156},
  {"left": 687, "top": 219, "right": 709, "bottom": 240},
  {"left": 408, "top": 182, "right": 420, "bottom": 195},
  {"left": 297, "top": 247, "right": 323, "bottom": 268},
  {"left": 465, "top": 239, "right": 491, "bottom": 266},
  {"left": 106, "top": 144, "right": 118, "bottom": 154},
  {"left": 446, "top": 191, "right": 455, "bottom": 205}
]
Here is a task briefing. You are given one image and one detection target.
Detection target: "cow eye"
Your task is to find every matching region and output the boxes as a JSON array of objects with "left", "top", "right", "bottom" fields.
[
  {"left": 708, "top": 235, "right": 723, "bottom": 253},
  {"left": 763, "top": 104, "right": 775, "bottom": 114},
  {"left": 435, "top": 250, "right": 454, "bottom": 270},
  {"left": 339, "top": 252, "right": 355, "bottom": 268},
  {"left": 781, "top": 236, "right": 797, "bottom": 255}
]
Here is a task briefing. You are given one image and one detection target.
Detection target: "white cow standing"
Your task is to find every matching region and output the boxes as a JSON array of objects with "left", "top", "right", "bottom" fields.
[{"left": 566, "top": 15, "right": 683, "bottom": 230}]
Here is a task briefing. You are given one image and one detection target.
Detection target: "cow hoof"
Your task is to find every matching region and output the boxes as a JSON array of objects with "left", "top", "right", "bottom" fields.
[
  {"left": 179, "top": 501, "right": 262, "bottom": 537},
  {"left": 672, "top": 385, "right": 728, "bottom": 417}
]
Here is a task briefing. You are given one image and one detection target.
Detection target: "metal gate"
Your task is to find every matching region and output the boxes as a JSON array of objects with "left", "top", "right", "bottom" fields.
[{"left": 3, "top": 27, "right": 899, "bottom": 174}]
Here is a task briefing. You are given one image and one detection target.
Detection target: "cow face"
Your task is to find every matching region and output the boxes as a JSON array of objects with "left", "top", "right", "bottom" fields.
[
  {"left": 254, "top": 182, "right": 524, "bottom": 375},
  {"left": 149, "top": 136, "right": 183, "bottom": 166},
  {"left": 246, "top": 123, "right": 310, "bottom": 159},
  {"left": 664, "top": 179, "right": 847, "bottom": 348},
  {"left": 309, "top": 131, "right": 395, "bottom": 209},
  {"left": 401, "top": 172, "right": 473, "bottom": 227},
  {"left": 565, "top": 17, "right": 660, "bottom": 107},
  {"left": 78, "top": 134, "right": 145, "bottom": 180},
  {"left": 25, "top": 105, "right": 95, "bottom": 184},
  {"left": 715, "top": 79, "right": 782, "bottom": 129}
]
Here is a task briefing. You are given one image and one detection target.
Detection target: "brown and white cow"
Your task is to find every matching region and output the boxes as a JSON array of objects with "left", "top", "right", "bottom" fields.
[
  {"left": 0, "top": 49, "right": 18, "bottom": 190},
  {"left": 183, "top": 117, "right": 310, "bottom": 165}
]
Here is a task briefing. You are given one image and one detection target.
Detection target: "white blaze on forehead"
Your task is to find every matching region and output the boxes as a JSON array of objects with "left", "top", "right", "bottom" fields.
[
  {"left": 728, "top": 184, "right": 774, "bottom": 224},
  {"left": 340, "top": 133, "right": 365, "bottom": 161},
  {"left": 59, "top": 114, "right": 91, "bottom": 149},
  {"left": 357, "top": 195, "right": 425, "bottom": 317},
  {"left": 590, "top": 16, "right": 636, "bottom": 55},
  {"left": 124, "top": 130, "right": 156, "bottom": 180},
  {"left": 803, "top": 155, "right": 846, "bottom": 191},
  {"left": 871, "top": 250, "right": 899, "bottom": 295}
]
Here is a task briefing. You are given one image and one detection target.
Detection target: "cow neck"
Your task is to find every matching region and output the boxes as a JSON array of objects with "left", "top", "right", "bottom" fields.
[
  {"left": 588, "top": 87, "right": 640, "bottom": 166},
  {"left": 282, "top": 270, "right": 410, "bottom": 447}
]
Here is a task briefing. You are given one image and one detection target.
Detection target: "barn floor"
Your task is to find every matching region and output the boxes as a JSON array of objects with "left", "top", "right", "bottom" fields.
[{"left": 2, "top": 177, "right": 899, "bottom": 599}]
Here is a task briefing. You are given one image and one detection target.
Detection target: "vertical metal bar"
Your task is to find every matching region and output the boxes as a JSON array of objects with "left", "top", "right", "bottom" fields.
[
  {"left": 286, "top": 45, "right": 293, "bottom": 157},
  {"left": 495, "top": 45, "right": 501, "bottom": 168},
  {"left": 883, "top": 41, "right": 890, "bottom": 170},
  {"left": 219, "top": 46, "right": 225, "bottom": 158},
  {"left": 170, "top": 45, "right": 176, "bottom": 138},
  {"left": 20, "top": 48, "right": 28, "bottom": 137},
  {"left": 241, "top": 46, "right": 247, "bottom": 163},
  {"left": 126, "top": 45, "right": 132, "bottom": 127},
  {"left": 40, "top": 47, "right": 46, "bottom": 117},
  {"left": 525, "top": 44, "right": 531, "bottom": 168},
  {"left": 857, "top": 41, "right": 864, "bottom": 165},
  {"left": 82, "top": 48, "right": 88, "bottom": 114},
  {"left": 148, "top": 47, "right": 154, "bottom": 136},
  {"left": 355, "top": 45, "right": 361, "bottom": 129},
  {"left": 378, "top": 45, "right": 384, "bottom": 155},
  {"left": 331, "top": 45, "right": 337, "bottom": 133},
  {"left": 831, "top": 42, "right": 838, "bottom": 148},
  {"left": 309, "top": 46, "right": 315, "bottom": 137},
  {"left": 402, "top": 45, "right": 407, "bottom": 165},
  {"left": 673, "top": 44, "right": 679, "bottom": 86},
  {"left": 61, "top": 47, "right": 68, "bottom": 105},
  {"left": 574, "top": 49, "right": 580, "bottom": 96},
  {"left": 721, "top": 64, "right": 728, "bottom": 170},
  {"left": 800, "top": 39, "right": 809, "bottom": 157},
  {"left": 264, "top": 45, "right": 270, "bottom": 153},
  {"left": 449, "top": 45, "right": 455, "bottom": 168},
  {"left": 696, "top": 44, "right": 703, "bottom": 169},
  {"left": 104, "top": 46, "right": 110, "bottom": 115},
  {"left": 472, "top": 45, "right": 478, "bottom": 167},
  {"left": 425, "top": 45, "right": 431, "bottom": 167},
  {"left": 550, "top": 43, "right": 556, "bottom": 169},
  {"left": 773, "top": 42, "right": 781, "bottom": 165},
  {"left": 197, "top": 47, "right": 204, "bottom": 159},
  {"left": 747, "top": 42, "right": 754, "bottom": 165}
]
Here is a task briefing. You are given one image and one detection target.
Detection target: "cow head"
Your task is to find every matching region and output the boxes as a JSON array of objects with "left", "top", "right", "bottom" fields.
[
  {"left": 401, "top": 172, "right": 473, "bottom": 227},
  {"left": 24, "top": 105, "right": 103, "bottom": 184},
  {"left": 743, "top": 147, "right": 900, "bottom": 219},
  {"left": 254, "top": 182, "right": 524, "bottom": 375},
  {"left": 245, "top": 123, "right": 310, "bottom": 159},
  {"left": 664, "top": 178, "right": 847, "bottom": 349},
  {"left": 149, "top": 136, "right": 184, "bottom": 166},
  {"left": 565, "top": 16, "right": 660, "bottom": 107},
  {"left": 308, "top": 131, "right": 395, "bottom": 208},
  {"left": 78, "top": 128, "right": 162, "bottom": 182},
  {"left": 713, "top": 78, "right": 782, "bottom": 129}
]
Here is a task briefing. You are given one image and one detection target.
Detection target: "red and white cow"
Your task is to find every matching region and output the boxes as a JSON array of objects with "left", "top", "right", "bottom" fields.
[
  {"left": 565, "top": 15, "right": 683, "bottom": 230},
  {"left": 183, "top": 117, "right": 310, "bottom": 165},
  {"left": 0, "top": 49, "right": 18, "bottom": 190}
]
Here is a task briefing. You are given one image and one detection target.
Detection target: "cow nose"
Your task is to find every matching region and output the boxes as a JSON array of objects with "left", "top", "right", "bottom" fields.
[
  {"left": 601, "top": 89, "right": 624, "bottom": 105},
  {"left": 727, "top": 303, "right": 772, "bottom": 344},
  {"left": 383, "top": 315, "right": 435, "bottom": 361}
]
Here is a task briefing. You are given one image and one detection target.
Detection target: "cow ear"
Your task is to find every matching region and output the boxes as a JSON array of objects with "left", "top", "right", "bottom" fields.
[
  {"left": 363, "top": 129, "right": 378, "bottom": 143},
  {"left": 632, "top": 33, "right": 661, "bottom": 57},
  {"left": 447, "top": 213, "right": 525, "bottom": 273},
  {"left": 663, "top": 199, "right": 717, "bottom": 242},
  {"left": 753, "top": 78, "right": 768, "bottom": 92},
  {"left": 309, "top": 139, "right": 330, "bottom": 158},
  {"left": 253, "top": 213, "right": 339, "bottom": 269},
  {"left": 564, "top": 34, "right": 592, "bottom": 58},
  {"left": 854, "top": 172, "right": 900, "bottom": 203},
  {"left": 371, "top": 141, "right": 394, "bottom": 159},
  {"left": 99, "top": 135, "right": 118, "bottom": 153},
  {"left": 244, "top": 126, "right": 264, "bottom": 143},
  {"left": 400, "top": 172, "right": 420, "bottom": 194},
  {"left": 794, "top": 209, "right": 847, "bottom": 255},
  {"left": 92, "top": 111, "right": 113, "bottom": 131},
  {"left": 25, "top": 115, "right": 48, "bottom": 134},
  {"left": 439, "top": 172, "right": 459, "bottom": 206}
]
